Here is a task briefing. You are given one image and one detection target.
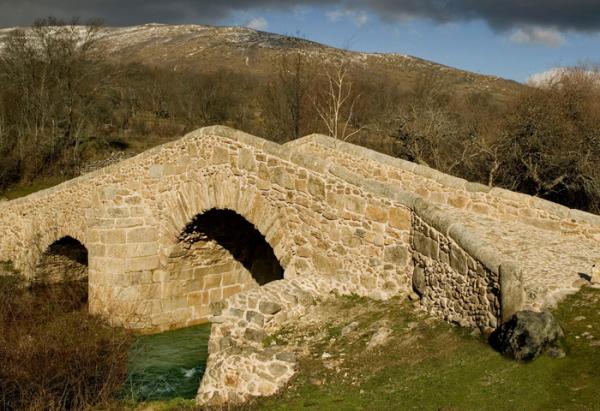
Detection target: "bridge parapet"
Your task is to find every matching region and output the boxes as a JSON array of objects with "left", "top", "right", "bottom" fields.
[{"left": 288, "top": 134, "right": 600, "bottom": 238}]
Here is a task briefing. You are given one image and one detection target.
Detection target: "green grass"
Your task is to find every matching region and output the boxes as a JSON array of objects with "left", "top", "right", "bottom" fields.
[{"left": 248, "top": 287, "right": 600, "bottom": 411}]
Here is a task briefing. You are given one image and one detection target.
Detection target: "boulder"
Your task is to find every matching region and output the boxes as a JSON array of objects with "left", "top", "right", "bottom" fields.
[{"left": 489, "top": 310, "right": 564, "bottom": 361}]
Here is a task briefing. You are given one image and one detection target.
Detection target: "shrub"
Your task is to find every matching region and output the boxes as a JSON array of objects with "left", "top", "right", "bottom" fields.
[{"left": 0, "top": 274, "right": 133, "bottom": 410}]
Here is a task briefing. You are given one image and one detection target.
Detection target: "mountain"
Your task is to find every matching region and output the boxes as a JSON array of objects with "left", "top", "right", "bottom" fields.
[
  {"left": 94, "top": 24, "right": 522, "bottom": 98},
  {"left": 0, "top": 23, "right": 522, "bottom": 100}
]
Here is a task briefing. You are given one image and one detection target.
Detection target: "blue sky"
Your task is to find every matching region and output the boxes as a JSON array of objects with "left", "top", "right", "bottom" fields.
[
  {"left": 221, "top": 6, "right": 599, "bottom": 83},
  {"left": 0, "top": 1, "right": 598, "bottom": 83}
]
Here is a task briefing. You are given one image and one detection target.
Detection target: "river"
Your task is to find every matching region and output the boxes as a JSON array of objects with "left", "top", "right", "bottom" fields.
[{"left": 125, "top": 323, "right": 211, "bottom": 401}]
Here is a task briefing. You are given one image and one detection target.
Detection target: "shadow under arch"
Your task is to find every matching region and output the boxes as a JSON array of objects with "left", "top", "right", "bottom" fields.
[
  {"left": 35, "top": 235, "right": 89, "bottom": 284},
  {"left": 179, "top": 208, "right": 284, "bottom": 286}
]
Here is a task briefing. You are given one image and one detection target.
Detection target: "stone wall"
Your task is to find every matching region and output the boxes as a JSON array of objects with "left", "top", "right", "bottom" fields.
[
  {"left": 412, "top": 214, "right": 500, "bottom": 329},
  {"left": 197, "top": 274, "right": 340, "bottom": 406},
  {"left": 288, "top": 135, "right": 600, "bottom": 239}
]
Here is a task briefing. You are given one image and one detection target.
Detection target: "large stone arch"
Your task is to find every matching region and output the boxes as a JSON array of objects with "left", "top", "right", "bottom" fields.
[
  {"left": 135, "top": 175, "right": 293, "bottom": 331},
  {"left": 156, "top": 175, "right": 293, "bottom": 274}
]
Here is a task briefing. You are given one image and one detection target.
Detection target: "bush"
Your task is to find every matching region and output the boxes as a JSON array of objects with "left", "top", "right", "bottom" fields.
[{"left": 0, "top": 274, "right": 133, "bottom": 410}]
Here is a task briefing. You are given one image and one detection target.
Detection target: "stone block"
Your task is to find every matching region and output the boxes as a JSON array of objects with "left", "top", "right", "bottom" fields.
[
  {"left": 238, "top": 148, "right": 257, "bottom": 171},
  {"left": 268, "top": 363, "right": 289, "bottom": 378},
  {"left": 126, "top": 242, "right": 158, "bottom": 258},
  {"left": 312, "top": 253, "right": 341, "bottom": 275},
  {"left": 366, "top": 204, "right": 388, "bottom": 223},
  {"left": 100, "top": 229, "right": 126, "bottom": 244},
  {"left": 449, "top": 245, "right": 468, "bottom": 275},
  {"left": 213, "top": 147, "right": 229, "bottom": 164},
  {"left": 259, "top": 301, "right": 282, "bottom": 315},
  {"left": 413, "top": 232, "right": 439, "bottom": 259},
  {"left": 383, "top": 245, "right": 409, "bottom": 265},
  {"left": 270, "top": 167, "right": 294, "bottom": 189},
  {"left": 308, "top": 176, "right": 325, "bottom": 199},
  {"left": 126, "top": 227, "right": 157, "bottom": 243},
  {"left": 246, "top": 311, "right": 265, "bottom": 326},
  {"left": 413, "top": 265, "right": 426, "bottom": 296},
  {"left": 126, "top": 256, "right": 159, "bottom": 272},
  {"left": 187, "top": 291, "right": 204, "bottom": 306},
  {"left": 222, "top": 285, "right": 242, "bottom": 299},
  {"left": 203, "top": 274, "right": 222, "bottom": 289},
  {"left": 344, "top": 195, "right": 366, "bottom": 214},
  {"left": 389, "top": 208, "right": 411, "bottom": 230}
]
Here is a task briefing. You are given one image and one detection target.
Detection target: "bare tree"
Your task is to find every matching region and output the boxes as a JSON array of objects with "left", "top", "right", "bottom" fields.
[
  {"left": 0, "top": 17, "right": 107, "bottom": 181},
  {"left": 314, "top": 59, "right": 362, "bottom": 141}
]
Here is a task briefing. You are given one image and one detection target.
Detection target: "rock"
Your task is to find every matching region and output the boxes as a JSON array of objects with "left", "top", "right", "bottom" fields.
[
  {"left": 547, "top": 347, "right": 566, "bottom": 359},
  {"left": 259, "top": 301, "right": 282, "bottom": 315},
  {"left": 367, "top": 327, "right": 392, "bottom": 350},
  {"left": 574, "top": 316, "right": 586, "bottom": 321},
  {"left": 244, "top": 328, "right": 266, "bottom": 343},
  {"left": 275, "top": 351, "right": 296, "bottom": 363},
  {"left": 321, "top": 352, "right": 332, "bottom": 359},
  {"left": 489, "top": 310, "right": 564, "bottom": 361},
  {"left": 408, "top": 292, "right": 420, "bottom": 302},
  {"left": 412, "top": 266, "right": 426, "bottom": 296},
  {"left": 341, "top": 321, "right": 359, "bottom": 336}
]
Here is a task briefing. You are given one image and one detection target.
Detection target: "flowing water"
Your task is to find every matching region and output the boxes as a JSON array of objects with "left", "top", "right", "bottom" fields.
[{"left": 125, "top": 323, "right": 211, "bottom": 401}]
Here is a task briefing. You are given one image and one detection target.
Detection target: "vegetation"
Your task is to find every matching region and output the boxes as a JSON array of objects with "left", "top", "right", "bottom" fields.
[
  {"left": 247, "top": 288, "right": 600, "bottom": 411},
  {"left": 1, "top": 20, "right": 599, "bottom": 214},
  {"left": 0, "top": 272, "right": 133, "bottom": 411},
  {"left": 112, "top": 287, "right": 600, "bottom": 411}
]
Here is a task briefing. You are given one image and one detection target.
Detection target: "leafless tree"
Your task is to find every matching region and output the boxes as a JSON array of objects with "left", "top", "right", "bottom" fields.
[{"left": 314, "top": 59, "right": 362, "bottom": 141}]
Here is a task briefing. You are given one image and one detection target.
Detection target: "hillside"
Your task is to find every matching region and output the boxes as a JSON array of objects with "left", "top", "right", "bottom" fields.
[
  {"left": 101, "top": 24, "right": 523, "bottom": 99},
  {"left": 0, "top": 23, "right": 523, "bottom": 100}
]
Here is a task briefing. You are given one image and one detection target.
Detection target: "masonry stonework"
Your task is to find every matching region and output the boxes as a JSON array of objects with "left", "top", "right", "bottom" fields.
[{"left": 0, "top": 125, "right": 598, "bottom": 405}]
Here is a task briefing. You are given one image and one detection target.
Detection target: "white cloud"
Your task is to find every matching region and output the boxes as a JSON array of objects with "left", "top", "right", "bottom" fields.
[
  {"left": 246, "top": 16, "right": 268, "bottom": 31},
  {"left": 510, "top": 26, "right": 565, "bottom": 47},
  {"left": 326, "top": 9, "right": 369, "bottom": 28}
]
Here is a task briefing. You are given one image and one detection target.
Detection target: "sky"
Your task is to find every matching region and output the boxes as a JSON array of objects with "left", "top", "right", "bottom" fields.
[{"left": 0, "top": 1, "right": 598, "bottom": 82}]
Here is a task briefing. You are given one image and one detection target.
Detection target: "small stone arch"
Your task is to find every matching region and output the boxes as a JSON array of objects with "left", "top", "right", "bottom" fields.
[{"left": 34, "top": 235, "right": 89, "bottom": 284}]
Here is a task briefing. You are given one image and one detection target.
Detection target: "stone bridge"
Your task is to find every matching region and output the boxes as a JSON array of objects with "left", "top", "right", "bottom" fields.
[{"left": 0, "top": 126, "right": 599, "bottom": 405}]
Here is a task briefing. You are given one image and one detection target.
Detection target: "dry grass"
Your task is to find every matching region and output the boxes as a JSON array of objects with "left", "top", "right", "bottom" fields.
[{"left": 0, "top": 274, "right": 134, "bottom": 411}]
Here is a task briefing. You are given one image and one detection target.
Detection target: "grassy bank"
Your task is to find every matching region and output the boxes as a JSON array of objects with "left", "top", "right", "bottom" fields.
[
  {"left": 249, "top": 288, "right": 600, "bottom": 411},
  {"left": 126, "top": 286, "right": 600, "bottom": 411}
]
